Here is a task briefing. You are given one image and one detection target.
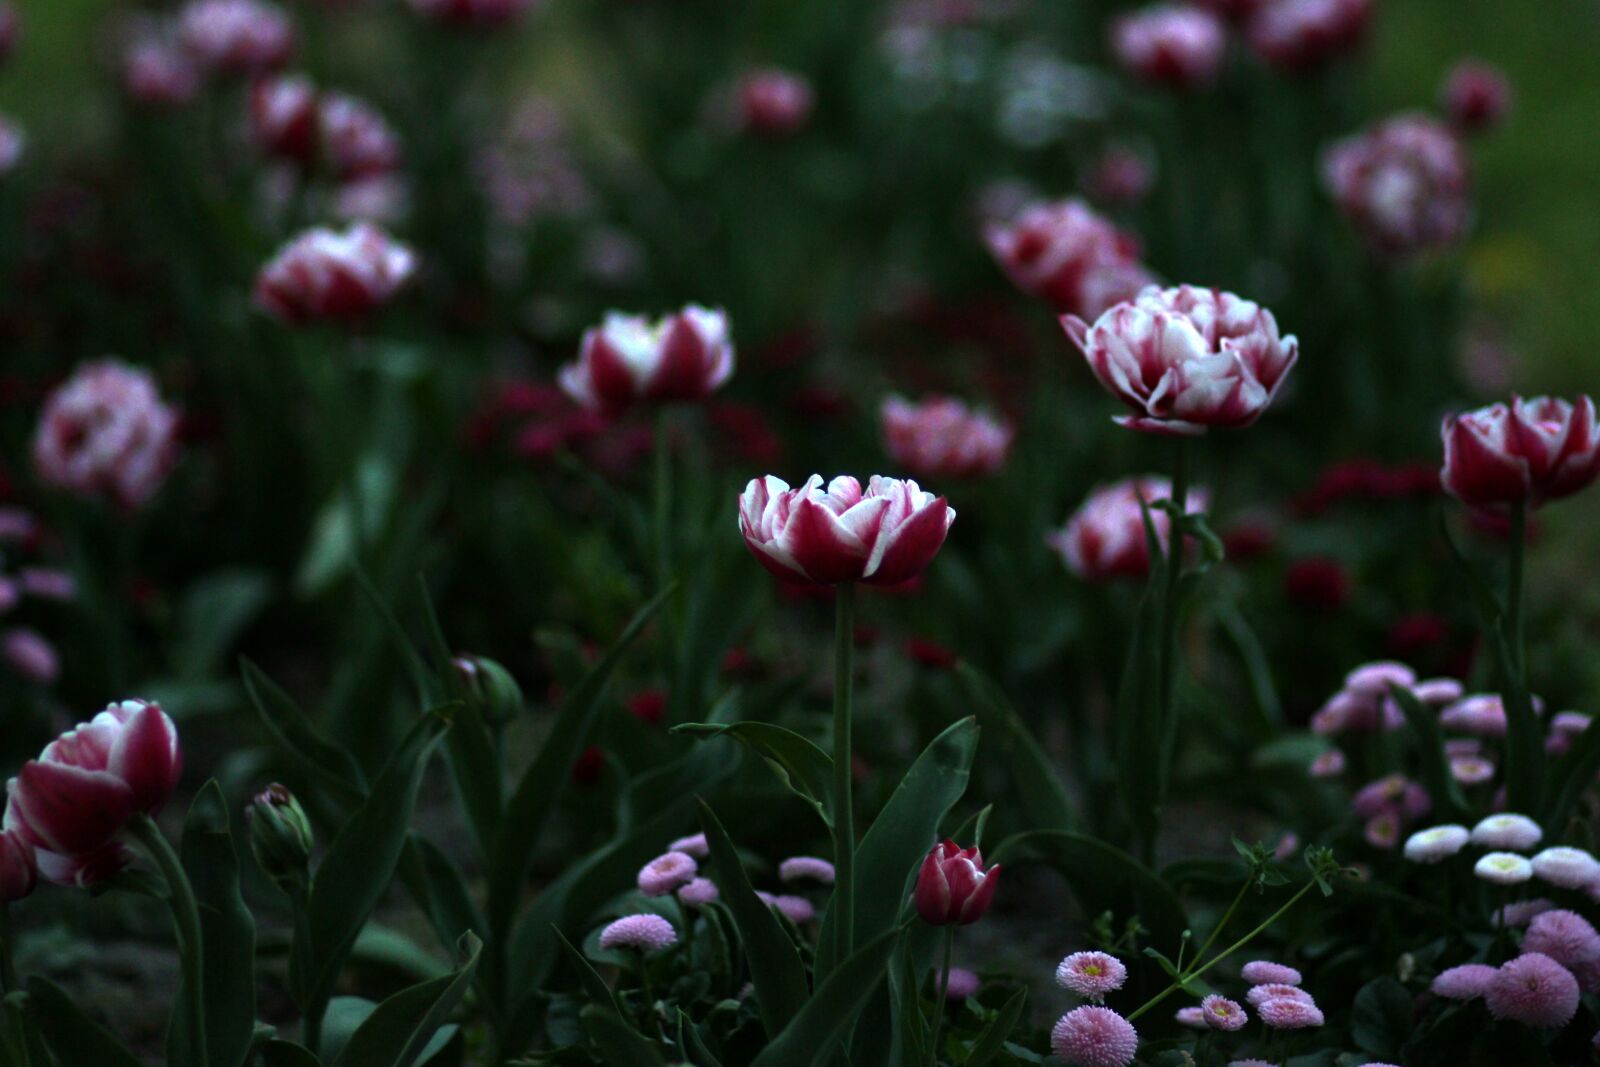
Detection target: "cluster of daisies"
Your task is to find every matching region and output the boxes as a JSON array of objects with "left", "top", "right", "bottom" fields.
[{"left": 595, "top": 834, "right": 835, "bottom": 954}]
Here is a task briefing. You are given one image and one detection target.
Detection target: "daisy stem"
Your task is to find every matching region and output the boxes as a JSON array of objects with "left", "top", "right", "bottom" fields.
[
  {"left": 1192, "top": 878, "right": 1251, "bottom": 965},
  {"left": 830, "top": 582, "right": 857, "bottom": 975}
]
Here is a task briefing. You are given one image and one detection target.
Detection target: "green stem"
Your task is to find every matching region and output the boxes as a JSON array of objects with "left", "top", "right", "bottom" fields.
[
  {"left": 653, "top": 408, "right": 673, "bottom": 591},
  {"left": 1151, "top": 439, "right": 1193, "bottom": 847},
  {"left": 928, "top": 928, "right": 955, "bottom": 1067},
  {"left": 0, "top": 903, "right": 16, "bottom": 995},
  {"left": 128, "top": 815, "right": 208, "bottom": 1067},
  {"left": 1191, "top": 879, "right": 1250, "bottom": 966},
  {"left": 830, "top": 582, "right": 858, "bottom": 975},
  {"left": 1506, "top": 499, "right": 1526, "bottom": 678}
]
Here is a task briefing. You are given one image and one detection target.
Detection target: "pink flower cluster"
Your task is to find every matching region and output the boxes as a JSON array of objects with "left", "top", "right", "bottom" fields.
[
  {"left": 1242, "top": 966, "right": 1326, "bottom": 1029},
  {"left": 1049, "top": 476, "right": 1210, "bottom": 583},
  {"left": 1309, "top": 661, "right": 1460, "bottom": 736},
  {"left": 985, "top": 199, "right": 1152, "bottom": 320},
  {"left": 1324, "top": 113, "right": 1470, "bottom": 257},
  {"left": 251, "top": 76, "right": 403, "bottom": 182},
  {"left": 254, "top": 222, "right": 417, "bottom": 324},
  {"left": 32, "top": 360, "right": 181, "bottom": 511},
  {"left": 1351, "top": 773, "right": 1432, "bottom": 849},
  {"left": 880, "top": 396, "right": 1013, "bottom": 480},
  {"left": 1436, "top": 950, "right": 1584, "bottom": 1030}
]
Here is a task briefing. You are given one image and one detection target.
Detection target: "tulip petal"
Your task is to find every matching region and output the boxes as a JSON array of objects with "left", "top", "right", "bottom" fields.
[
  {"left": 864, "top": 495, "right": 955, "bottom": 586},
  {"left": 781, "top": 493, "right": 871, "bottom": 584},
  {"left": 107, "top": 703, "right": 181, "bottom": 814},
  {"left": 12, "top": 761, "right": 136, "bottom": 855}
]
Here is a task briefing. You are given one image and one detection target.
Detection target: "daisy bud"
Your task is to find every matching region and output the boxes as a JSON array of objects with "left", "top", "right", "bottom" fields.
[
  {"left": 254, "top": 223, "right": 416, "bottom": 324},
  {"left": 1402, "top": 824, "right": 1469, "bottom": 863},
  {"left": 0, "top": 827, "right": 36, "bottom": 902},
  {"left": 32, "top": 360, "right": 181, "bottom": 511},
  {"left": 246, "top": 783, "right": 314, "bottom": 893},
  {"left": 1440, "top": 396, "right": 1600, "bottom": 512},
  {"left": 1056, "top": 951, "right": 1128, "bottom": 1001},
  {"left": 178, "top": 0, "right": 295, "bottom": 76},
  {"left": 1111, "top": 5, "right": 1227, "bottom": 90},
  {"left": 738, "top": 475, "right": 955, "bottom": 587},
  {"left": 637, "top": 851, "right": 698, "bottom": 897},
  {"left": 914, "top": 839, "right": 1000, "bottom": 926},
  {"left": 1241, "top": 960, "right": 1302, "bottom": 985},
  {"left": 1441, "top": 60, "right": 1511, "bottom": 135},
  {"left": 881, "top": 396, "right": 1013, "bottom": 480},
  {"left": 777, "top": 856, "right": 835, "bottom": 885},
  {"left": 559, "top": 305, "right": 733, "bottom": 416},
  {"left": 598, "top": 913, "right": 677, "bottom": 953},
  {"left": 1323, "top": 113, "right": 1469, "bottom": 258},
  {"left": 1048, "top": 477, "right": 1210, "bottom": 583},
  {"left": 984, "top": 199, "right": 1151, "bottom": 319},
  {"left": 737, "top": 67, "right": 814, "bottom": 137},
  {"left": 1050, "top": 1005, "right": 1139, "bottom": 1067},
  {"left": 1484, "top": 953, "right": 1580, "bottom": 1029},
  {"left": 1431, "top": 962, "right": 1496, "bottom": 1000},
  {"left": 1062, "top": 285, "right": 1298, "bottom": 436}
]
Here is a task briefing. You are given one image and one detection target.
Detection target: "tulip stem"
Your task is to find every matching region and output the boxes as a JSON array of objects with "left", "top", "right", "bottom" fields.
[
  {"left": 129, "top": 814, "right": 208, "bottom": 1067},
  {"left": 653, "top": 408, "right": 673, "bottom": 591},
  {"left": 831, "top": 581, "right": 857, "bottom": 975},
  {"left": 1506, "top": 499, "right": 1526, "bottom": 678},
  {"left": 1154, "top": 439, "right": 1192, "bottom": 834},
  {"left": 928, "top": 928, "right": 954, "bottom": 1066}
]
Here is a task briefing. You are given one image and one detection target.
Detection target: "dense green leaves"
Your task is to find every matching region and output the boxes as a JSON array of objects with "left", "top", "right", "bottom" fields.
[
  {"left": 331, "top": 933, "right": 480, "bottom": 1067},
  {"left": 750, "top": 928, "right": 903, "bottom": 1067},
  {"left": 241, "top": 657, "right": 367, "bottom": 807},
  {"left": 23, "top": 977, "right": 143, "bottom": 1067}
]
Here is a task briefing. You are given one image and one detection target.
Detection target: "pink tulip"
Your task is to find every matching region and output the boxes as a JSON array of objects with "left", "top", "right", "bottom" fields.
[
  {"left": 880, "top": 395, "right": 1013, "bottom": 479},
  {"left": 0, "top": 827, "right": 35, "bottom": 902},
  {"left": 559, "top": 305, "right": 733, "bottom": 416},
  {"left": 737, "top": 68, "right": 814, "bottom": 137},
  {"left": 320, "top": 92, "right": 402, "bottom": 181},
  {"left": 1441, "top": 396, "right": 1600, "bottom": 512},
  {"left": 1323, "top": 113, "right": 1469, "bottom": 257},
  {"left": 255, "top": 223, "right": 416, "bottom": 324},
  {"left": 985, "top": 199, "right": 1152, "bottom": 319},
  {"left": 1049, "top": 477, "right": 1210, "bottom": 582},
  {"left": 6, "top": 700, "right": 182, "bottom": 886},
  {"left": 122, "top": 33, "right": 202, "bottom": 109},
  {"left": 250, "top": 73, "right": 319, "bottom": 166},
  {"left": 2, "top": 627, "right": 59, "bottom": 684},
  {"left": 1062, "top": 284, "right": 1299, "bottom": 436},
  {"left": 1441, "top": 60, "right": 1512, "bottom": 135},
  {"left": 1111, "top": 5, "right": 1227, "bottom": 90},
  {"left": 178, "top": 0, "right": 295, "bottom": 76},
  {"left": 914, "top": 839, "right": 1000, "bottom": 926},
  {"left": 408, "top": 0, "right": 534, "bottom": 27},
  {"left": 1246, "top": 0, "right": 1372, "bottom": 72},
  {"left": 738, "top": 474, "right": 955, "bottom": 586},
  {"left": 32, "top": 360, "right": 181, "bottom": 510},
  {"left": 1083, "top": 148, "right": 1155, "bottom": 207}
]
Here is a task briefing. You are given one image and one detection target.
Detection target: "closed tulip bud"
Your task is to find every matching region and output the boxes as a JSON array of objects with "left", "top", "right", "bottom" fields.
[
  {"left": 246, "top": 783, "right": 314, "bottom": 891},
  {"left": 1063, "top": 285, "right": 1299, "bottom": 436},
  {"left": 255, "top": 223, "right": 416, "bottom": 324},
  {"left": 1442, "top": 60, "right": 1511, "bottom": 135},
  {"left": 915, "top": 840, "right": 1000, "bottom": 925},
  {"left": 559, "top": 305, "right": 734, "bottom": 416},
  {"left": 738, "top": 474, "right": 955, "bottom": 587},
  {"left": 178, "top": 0, "right": 295, "bottom": 76},
  {"left": 1246, "top": 0, "right": 1371, "bottom": 73},
  {"left": 250, "top": 73, "right": 319, "bottom": 166},
  {"left": 31, "top": 360, "right": 182, "bottom": 511},
  {"left": 452, "top": 654, "right": 523, "bottom": 724},
  {"left": 1112, "top": 5, "right": 1227, "bottom": 90},
  {"left": 737, "top": 68, "right": 814, "bottom": 137},
  {"left": 984, "top": 199, "right": 1152, "bottom": 319},
  {"left": 1441, "top": 396, "right": 1600, "bottom": 512},
  {"left": 0, "top": 826, "right": 36, "bottom": 902},
  {"left": 1323, "top": 113, "right": 1469, "bottom": 258}
]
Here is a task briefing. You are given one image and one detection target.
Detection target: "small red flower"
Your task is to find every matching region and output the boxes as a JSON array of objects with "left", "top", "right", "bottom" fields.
[{"left": 914, "top": 839, "right": 1000, "bottom": 926}]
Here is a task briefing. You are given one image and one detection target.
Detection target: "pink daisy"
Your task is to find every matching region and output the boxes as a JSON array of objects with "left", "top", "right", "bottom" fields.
[
  {"left": 1201, "top": 994, "right": 1247, "bottom": 1031},
  {"left": 668, "top": 832, "right": 709, "bottom": 858},
  {"left": 638, "top": 850, "right": 698, "bottom": 896},
  {"left": 677, "top": 877, "right": 720, "bottom": 907},
  {"left": 1246, "top": 983, "right": 1312, "bottom": 1008},
  {"left": 598, "top": 913, "right": 677, "bottom": 952},
  {"left": 1056, "top": 952, "right": 1129, "bottom": 1000},
  {"left": 1241, "top": 960, "right": 1302, "bottom": 985},
  {"left": 1257, "top": 996, "right": 1324, "bottom": 1029},
  {"left": 778, "top": 855, "right": 836, "bottom": 884},
  {"left": 1050, "top": 1006, "right": 1139, "bottom": 1067},
  {"left": 1431, "top": 963, "right": 1496, "bottom": 1000},
  {"left": 1484, "top": 953, "right": 1580, "bottom": 1028},
  {"left": 940, "top": 966, "right": 981, "bottom": 999}
]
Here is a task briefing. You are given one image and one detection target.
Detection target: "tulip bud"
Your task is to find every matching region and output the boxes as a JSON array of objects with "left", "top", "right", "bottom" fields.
[
  {"left": 914, "top": 839, "right": 1000, "bottom": 926},
  {"left": 452, "top": 654, "right": 523, "bottom": 725},
  {"left": 246, "top": 783, "right": 314, "bottom": 893}
]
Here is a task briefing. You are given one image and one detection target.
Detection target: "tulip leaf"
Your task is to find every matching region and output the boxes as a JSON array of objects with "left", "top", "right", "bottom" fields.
[
  {"left": 1545, "top": 712, "right": 1600, "bottom": 832},
  {"left": 177, "top": 780, "right": 258, "bottom": 1067},
  {"left": 955, "top": 663, "right": 1079, "bottom": 831},
  {"left": 257, "top": 1040, "right": 325, "bottom": 1067},
  {"left": 699, "top": 800, "right": 810, "bottom": 1037},
  {"left": 1388, "top": 684, "right": 1469, "bottom": 820},
  {"left": 331, "top": 932, "right": 481, "bottom": 1067},
  {"left": 580, "top": 1005, "right": 668, "bottom": 1067},
  {"left": 991, "top": 830, "right": 1189, "bottom": 951},
  {"left": 554, "top": 927, "right": 622, "bottom": 1018},
  {"left": 241, "top": 657, "right": 367, "bottom": 807},
  {"left": 22, "top": 976, "right": 144, "bottom": 1067},
  {"left": 814, "top": 716, "right": 979, "bottom": 980},
  {"left": 965, "top": 986, "right": 1028, "bottom": 1067},
  {"left": 1213, "top": 600, "right": 1283, "bottom": 736},
  {"left": 673, "top": 720, "right": 833, "bottom": 826},
  {"left": 293, "top": 707, "right": 449, "bottom": 1014},
  {"left": 487, "top": 583, "right": 676, "bottom": 947},
  {"left": 750, "top": 927, "right": 903, "bottom": 1067},
  {"left": 400, "top": 833, "right": 491, "bottom": 969}
]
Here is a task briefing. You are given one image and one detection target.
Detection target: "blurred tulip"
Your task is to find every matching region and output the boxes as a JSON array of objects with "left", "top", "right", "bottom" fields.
[
  {"left": 915, "top": 839, "right": 1000, "bottom": 925},
  {"left": 6, "top": 699, "right": 182, "bottom": 885},
  {"left": 0, "top": 4, "right": 18, "bottom": 68},
  {"left": 1284, "top": 556, "right": 1350, "bottom": 611},
  {"left": 250, "top": 73, "right": 319, "bottom": 166},
  {"left": 559, "top": 305, "right": 733, "bottom": 416},
  {"left": 1083, "top": 147, "right": 1155, "bottom": 206},
  {"left": 737, "top": 67, "right": 814, "bottom": 137},
  {"left": 1247, "top": 0, "right": 1372, "bottom": 72},
  {"left": 32, "top": 360, "right": 180, "bottom": 510},
  {"left": 1063, "top": 284, "right": 1299, "bottom": 436},
  {"left": 985, "top": 199, "right": 1152, "bottom": 319},
  {"left": 1191, "top": 0, "right": 1267, "bottom": 17},
  {"left": 0, "top": 827, "right": 35, "bottom": 901},
  {"left": 880, "top": 395, "right": 1013, "bottom": 479},
  {"left": 1049, "top": 477, "right": 1210, "bottom": 582},
  {"left": 1441, "top": 59, "right": 1511, "bottom": 135},
  {"left": 738, "top": 474, "right": 955, "bottom": 587},
  {"left": 320, "top": 92, "right": 402, "bottom": 180},
  {"left": 1441, "top": 396, "right": 1600, "bottom": 512},
  {"left": 2, "top": 627, "right": 58, "bottom": 684},
  {"left": 122, "top": 34, "right": 202, "bottom": 108},
  {"left": 904, "top": 636, "right": 958, "bottom": 669},
  {"left": 1112, "top": 5, "right": 1227, "bottom": 90},
  {"left": 627, "top": 689, "right": 667, "bottom": 727},
  {"left": 254, "top": 223, "right": 416, "bottom": 324},
  {"left": 1324, "top": 113, "right": 1469, "bottom": 257},
  {"left": 408, "top": 0, "right": 534, "bottom": 27},
  {"left": 0, "top": 115, "right": 21, "bottom": 175},
  {"left": 178, "top": 0, "right": 295, "bottom": 76}
]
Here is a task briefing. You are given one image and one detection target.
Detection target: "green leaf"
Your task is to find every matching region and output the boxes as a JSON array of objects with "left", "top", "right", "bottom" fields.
[
  {"left": 814, "top": 717, "right": 979, "bottom": 979},
  {"left": 331, "top": 932, "right": 481, "bottom": 1067},
  {"left": 400, "top": 834, "right": 490, "bottom": 965},
  {"left": 675, "top": 1008, "right": 723, "bottom": 1067},
  {"left": 1213, "top": 600, "right": 1282, "bottom": 737},
  {"left": 1545, "top": 712, "right": 1600, "bottom": 831},
  {"left": 351, "top": 566, "right": 439, "bottom": 705},
  {"left": 240, "top": 657, "right": 367, "bottom": 808},
  {"left": 579, "top": 1005, "right": 667, "bottom": 1067},
  {"left": 1388, "top": 684, "right": 1469, "bottom": 821},
  {"left": 991, "top": 830, "right": 1189, "bottom": 950},
  {"left": 177, "top": 780, "right": 258, "bottom": 1067},
  {"left": 553, "top": 927, "right": 622, "bottom": 1017},
  {"left": 23, "top": 976, "right": 143, "bottom": 1067},
  {"left": 751, "top": 928, "right": 903, "bottom": 1067},
  {"left": 1113, "top": 551, "right": 1166, "bottom": 848},
  {"left": 699, "top": 801, "right": 810, "bottom": 1037},
  {"left": 293, "top": 709, "right": 448, "bottom": 1011},
  {"left": 965, "top": 987, "right": 1028, "bottom": 1067},
  {"left": 674, "top": 721, "right": 833, "bottom": 826},
  {"left": 955, "top": 663, "right": 1079, "bottom": 831},
  {"left": 1351, "top": 976, "right": 1412, "bottom": 1059},
  {"left": 487, "top": 584, "right": 675, "bottom": 945},
  {"left": 258, "top": 1041, "right": 325, "bottom": 1067},
  {"left": 296, "top": 456, "right": 400, "bottom": 598},
  {"left": 173, "top": 568, "right": 273, "bottom": 680}
]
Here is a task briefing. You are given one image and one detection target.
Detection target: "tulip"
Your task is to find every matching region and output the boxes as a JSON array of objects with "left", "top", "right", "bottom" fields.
[
  {"left": 255, "top": 222, "right": 417, "bottom": 324},
  {"left": 178, "top": 0, "right": 295, "bottom": 76},
  {"left": 6, "top": 699, "right": 182, "bottom": 885},
  {"left": 1441, "top": 60, "right": 1512, "bottom": 135},
  {"left": 1323, "top": 113, "right": 1470, "bottom": 257},
  {"left": 122, "top": 33, "right": 202, "bottom": 109},
  {"left": 1111, "top": 5, "right": 1227, "bottom": 90},
  {"left": 250, "top": 73, "right": 319, "bottom": 166},
  {"left": 1048, "top": 476, "right": 1210, "bottom": 582},
  {"left": 320, "top": 92, "right": 402, "bottom": 181},
  {"left": 915, "top": 839, "right": 1000, "bottom": 925},
  {"left": 880, "top": 395, "right": 1013, "bottom": 480},
  {"left": 246, "top": 783, "right": 314, "bottom": 893},
  {"left": 559, "top": 305, "right": 734, "bottom": 416},
  {"left": 984, "top": 199, "right": 1152, "bottom": 319},
  {"left": 452, "top": 654, "right": 523, "bottom": 724},
  {"left": 737, "top": 67, "right": 814, "bottom": 137},
  {"left": 1246, "top": 0, "right": 1371, "bottom": 72},
  {"left": 31, "top": 360, "right": 181, "bottom": 510},
  {"left": 1441, "top": 396, "right": 1600, "bottom": 512},
  {"left": 1062, "top": 284, "right": 1299, "bottom": 436},
  {"left": 0, "top": 827, "right": 35, "bottom": 902},
  {"left": 737, "top": 474, "right": 955, "bottom": 587},
  {"left": 407, "top": 0, "right": 534, "bottom": 28}
]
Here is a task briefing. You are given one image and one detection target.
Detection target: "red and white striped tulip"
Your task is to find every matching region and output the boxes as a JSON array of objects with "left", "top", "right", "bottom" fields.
[
  {"left": 1323, "top": 113, "right": 1469, "bottom": 257},
  {"left": 250, "top": 73, "right": 319, "bottom": 166},
  {"left": 255, "top": 223, "right": 416, "bottom": 324},
  {"left": 559, "top": 305, "right": 733, "bottom": 416},
  {"left": 1246, "top": 0, "right": 1372, "bottom": 72},
  {"left": 881, "top": 395, "right": 1013, "bottom": 480},
  {"left": 738, "top": 474, "right": 955, "bottom": 586},
  {"left": 1441, "top": 396, "right": 1600, "bottom": 512},
  {"left": 320, "top": 91, "right": 402, "bottom": 181},
  {"left": 985, "top": 199, "right": 1152, "bottom": 319},
  {"left": 1062, "top": 284, "right": 1299, "bottom": 435},
  {"left": 178, "top": 0, "right": 295, "bottom": 76},
  {"left": 1112, "top": 4, "right": 1227, "bottom": 90},
  {"left": 32, "top": 360, "right": 181, "bottom": 510},
  {"left": 914, "top": 840, "right": 1000, "bottom": 926},
  {"left": 1049, "top": 476, "right": 1210, "bottom": 582}
]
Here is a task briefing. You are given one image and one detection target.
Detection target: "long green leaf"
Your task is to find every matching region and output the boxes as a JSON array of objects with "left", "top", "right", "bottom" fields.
[
  {"left": 1114, "top": 540, "right": 1166, "bottom": 848},
  {"left": 257, "top": 1040, "right": 324, "bottom": 1067},
  {"left": 401, "top": 834, "right": 491, "bottom": 962},
  {"left": 699, "top": 801, "right": 809, "bottom": 1037},
  {"left": 554, "top": 928, "right": 622, "bottom": 1017},
  {"left": 331, "top": 932, "right": 481, "bottom": 1067},
  {"left": 179, "top": 780, "right": 258, "bottom": 1067},
  {"left": 1545, "top": 712, "right": 1600, "bottom": 831},
  {"left": 956, "top": 663, "right": 1078, "bottom": 831},
  {"left": 751, "top": 928, "right": 903, "bottom": 1067},
  {"left": 240, "top": 657, "right": 366, "bottom": 807},
  {"left": 674, "top": 721, "right": 833, "bottom": 826},
  {"left": 487, "top": 583, "right": 675, "bottom": 944},
  {"left": 965, "top": 987, "right": 1028, "bottom": 1067},
  {"left": 580, "top": 1005, "right": 668, "bottom": 1067},
  {"left": 1388, "top": 684, "right": 1468, "bottom": 821},
  {"left": 23, "top": 976, "right": 143, "bottom": 1067}
]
